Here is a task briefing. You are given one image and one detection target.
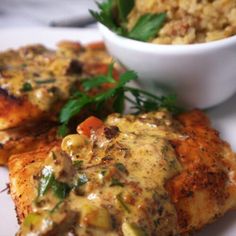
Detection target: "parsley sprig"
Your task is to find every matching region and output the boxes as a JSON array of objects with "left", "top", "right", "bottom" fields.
[
  {"left": 90, "top": 0, "right": 166, "bottom": 42},
  {"left": 37, "top": 167, "right": 71, "bottom": 200},
  {"left": 58, "top": 64, "right": 181, "bottom": 137}
]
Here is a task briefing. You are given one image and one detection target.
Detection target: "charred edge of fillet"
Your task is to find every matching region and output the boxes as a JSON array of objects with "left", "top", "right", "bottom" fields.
[
  {"left": 166, "top": 110, "right": 230, "bottom": 233},
  {"left": 1, "top": 122, "right": 58, "bottom": 144},
  {"left": 0, "top": 87, "right": 23, "bottom": 104}
]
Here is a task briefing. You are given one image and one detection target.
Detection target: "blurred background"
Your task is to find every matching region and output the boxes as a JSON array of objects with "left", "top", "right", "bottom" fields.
[{"left": 0, "top": 0, "right": 100, "bottom": 28}]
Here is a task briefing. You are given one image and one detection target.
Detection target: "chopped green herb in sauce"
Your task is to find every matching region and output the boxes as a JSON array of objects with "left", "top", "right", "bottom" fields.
[
  {"left": 77, "top": 173, "right": 88, "bottom": 187},
  {"left": 49, "top": 200, "right": 64, "bottom": 214},
  {"left": 116, "top": 193, "right": 130, "bottom": 213},
  {"left": 35, "top": 78, "right": 56, "bottom": 84},
  {"left": 51, "top": 180, "right": 71, "bottom": 199},
  {"left": 110, "top": 178, "right": 124, "bottom": 187},
  {"left": 73, "top": 160, "right": 83, "bottom": 170},
  {"left": 100, "top": 169, "right": 107, "bottom": 177},
  {"left": 114, "top": 163, "right": 128, "bottom": 174},
  {"left": 37, "top": 167, "right": 71, "bottom": 199},
  {"left": 38, "top": 167, "right": 54, "bottom": 197},
  {"left": 20, "top": 63, "right": 27, "bottom": 68},
  {"left": 21, "top": 82, "right": 33, "bottom": 92}
]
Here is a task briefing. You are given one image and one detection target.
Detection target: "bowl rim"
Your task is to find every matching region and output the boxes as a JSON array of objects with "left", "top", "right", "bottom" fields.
[{"left": 98, "top": 23, "right": 236, "bottom": 53}]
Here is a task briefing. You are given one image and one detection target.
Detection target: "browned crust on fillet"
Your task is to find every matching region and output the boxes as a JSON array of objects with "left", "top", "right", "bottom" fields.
[
  {"left": 167, "top": 110, "right": 236, "bottom": 234},
  {"left": 0, "top": 91, "right": 49, "bottom": 130},
  {"left": 8, "top": 142, "right": 60, "bottom": 222},
  {"left": 0, "top": 123, "right": 59, "bottom": 166}
]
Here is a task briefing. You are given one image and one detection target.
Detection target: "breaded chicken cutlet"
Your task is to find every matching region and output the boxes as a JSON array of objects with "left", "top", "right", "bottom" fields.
[
  {"left": 0, "top": 41, "right": 117, "bottom": 165},
  {"left": 8, "top": 110, "right": 236, "bottom": 235}
]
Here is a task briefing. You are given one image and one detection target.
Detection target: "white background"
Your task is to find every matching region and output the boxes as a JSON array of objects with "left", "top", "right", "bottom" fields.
[{"left": 0, "top": 0, "right": 99, "bottom": 27}]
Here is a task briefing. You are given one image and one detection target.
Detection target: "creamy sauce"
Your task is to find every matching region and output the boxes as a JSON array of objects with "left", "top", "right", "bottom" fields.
[
  {"left": 19, "top": 110, "right": 185, "bottom": 236},
  {"left": 0, "top": 43, "right": 112, "bottom": 111},
  {"left": 0, "top": 45, "right": 81, "bottom": 111}
]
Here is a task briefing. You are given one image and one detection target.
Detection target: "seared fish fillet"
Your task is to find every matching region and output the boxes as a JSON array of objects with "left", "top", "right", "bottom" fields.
[
  {"left": 0, "top": 121, "right": 58, "bottom": 166},
  {"left": 9, "top": 110, "right": 236, "bottom": 235},
  {"left": 0, "top": 42, "right": 117, "bottom": 165},
  {"left": 0, "top": 41, "right": 112, "bottom": 130}
]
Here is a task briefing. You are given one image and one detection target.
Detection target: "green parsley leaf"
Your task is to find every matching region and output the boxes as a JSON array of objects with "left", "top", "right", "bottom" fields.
[
  {"left": 59, "top": 93, "right": 91, "bottom": 124},
  {"left": 124, "top": 86, "right": 182, "bottom": 115},
  {"left": 116, "top": 193, "right": 130, "bottom": 213},
  {"left": 57, "top": 123, "right": 70, "bottom": 137},
  {"left": 82, "top": 75, "right": 114, "bottom": 91},
  {"left": 23, "top": 213, "right": 41, "bottom": 227},
  {"left": 89, "top": 0, "right": 118, "bottom": 32},
  {"left": 82, "top": 64, "right": 116, "bottom": 91},
  {"left": 51, "top": 181, "right": 71, "bottom": 199},
  {"left": 58, "top": 65, "right": 137, "bottom": 135},
  {"left": 90, "top": 0, "right": 131, "bottom": 36},
  {"left": 113, "top": 90, "right": 125, "bottom": 113},
  {"left": 50, "top": 200, "right": 64, "bottom": 214},
  {"left": 73, "top": 160, "right": 84, "bottom": 170},
  {"left": 20, "top": 63, "right": 27, "bottom": 68},
  {"left": 35, "top": 78, "right": 56, "bottom": 84},
  {"left": 118, "top": 70, "right": 138, "bottom": 87},
  {"left": 90, "top": 0, "right": 166, "bottom": 42},
  {"left": 114, "top": 163, "right": 128, "bottom": 174},
  {"left": 37, "top": 167, "right": 71, "bottom": 199},
  {"left": 116, "top": 0, "right": 134, "bottom": 22},
  {"left": 110, "top": 178, "right": 124, "bottom": 187},
  {"left": 58, "top": 63, "right": 182, "bottom": 136},
  {"left": 128, "top": 13, "right": 167, "bottom": 41},
  {"left": 77, "top": 173, "right": 88, "bottom": 187},
  {"left": 21, "top": 82, "right": 33, "bottom": 92},
  {"left": 97, "top": 0, "right": 114, "bottom": 13},
  {"left": 38, "top": 167, "right": 54, "bottom": 197},
  {"left": 92, "top": 70, "right": 137, "bottom": 105},
  {"left": 159, "top": 94, "right": 184, "bottom": 114}
]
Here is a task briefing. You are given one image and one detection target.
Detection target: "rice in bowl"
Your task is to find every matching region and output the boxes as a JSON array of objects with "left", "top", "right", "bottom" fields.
[{"left": 128, "top": 0, "right": 236, "bottom": 44}]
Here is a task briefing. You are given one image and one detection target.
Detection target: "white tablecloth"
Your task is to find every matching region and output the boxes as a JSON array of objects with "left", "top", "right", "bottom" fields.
[{"left": 0, "top": 0, "right": 98, "bottom": 27}]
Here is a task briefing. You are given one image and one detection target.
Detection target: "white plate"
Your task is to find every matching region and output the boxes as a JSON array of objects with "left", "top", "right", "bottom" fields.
[{"left": 0, "top": 27, "right": 235, "bottom": 236}]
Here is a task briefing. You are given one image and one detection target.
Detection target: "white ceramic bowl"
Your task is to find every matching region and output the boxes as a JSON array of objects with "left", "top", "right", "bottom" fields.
[{"left": 99, "top": 23, "right": 236, "bottom": 108}]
